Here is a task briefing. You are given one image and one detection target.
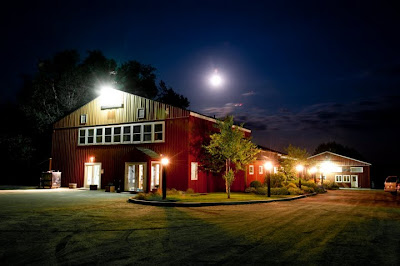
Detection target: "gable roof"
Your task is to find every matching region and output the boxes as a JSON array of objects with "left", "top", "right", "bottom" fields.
[{"left": 308, "top": 151, "right": 371, "bottom": 166}]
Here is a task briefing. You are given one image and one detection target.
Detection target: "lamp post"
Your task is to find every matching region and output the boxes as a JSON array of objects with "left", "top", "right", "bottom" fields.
[
  {"left": 296, "top": 164, "right": 304, "bottom": 189},
  {"left": 161, "top": 157, "right": 169, "bottom": 200},
  {"left": 264, "top": 162, "right": 273, "bottom": 197},
  {"left": 310, "top": 167, "right": 317, "bottom": 183}
]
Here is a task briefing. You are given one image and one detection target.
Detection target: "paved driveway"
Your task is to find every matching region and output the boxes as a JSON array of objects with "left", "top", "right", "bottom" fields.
[{"left": 0, "top": 188, "right": 399, "bottom": 265}]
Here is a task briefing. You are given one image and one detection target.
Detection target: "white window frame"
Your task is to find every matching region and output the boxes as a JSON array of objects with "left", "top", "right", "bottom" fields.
[
  {"left": 191, "top": 162, "right": 198, "bottom": 181},
  {"left": 343, "top": 175, "right": 350, "bottom": 182},
  {"left": 259, "top": 165, "right": 263, "bottom": 174},
  {"left": 335, "top": 175, "right": 342, "bottom": 183},
  {"left": 137, "top": 108, "right": 145, "bottom": 119},
  {"left": 80, "top": 114, "right": 87, "bottom": 124},
  {"left": 249, "top": 165, "right": 254, "bottom": 175},
  {"left": 78, "top": 121, "right": 165, "bottom": 146}
]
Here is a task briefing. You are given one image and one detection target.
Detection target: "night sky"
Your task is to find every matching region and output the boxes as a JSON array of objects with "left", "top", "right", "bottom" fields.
[{"left": 1, "top": 1, "right": 399, "bottom": 170}]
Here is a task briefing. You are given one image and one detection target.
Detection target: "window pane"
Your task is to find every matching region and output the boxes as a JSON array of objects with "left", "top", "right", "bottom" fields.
[
  {"left": 123, "top": 135, "right": 131, "bottom": 141},
  {"left": 114, "top": 127, "right": 121, "bottom": 135},
  {"left": 88, "top": 137, "right": 94, "bottom": 143},
  {"left": 144, "top": 133, "right": 151, "bottom": 141},
  {"left": 133, "top": 134, "right": 141, "bottom": 142},
  {"left": 96, "top": 128, "right": 103, "bottom": 143},
  {"left": 105, "top": 128, "right": 112, "bottom": 135},
  {"left": 105, "top": 127, "right": 112, "bottom": 143},
  {"left": 79, "top": 129, "right": 86, "bottom": 136},
  {"left": 155, "top": 132, "right": 163, "bottom": 141},
  {"left": 133, "top": 125, "right": 141, "bottom": 133},
  {"left": 144, "top": 124, "right": 152, "bottom": 133},
  {"left": 79, "top": 137, "right": 85, "bottom": 144},
  {"left": 155, "top": 124, "right": 162, "bottom": 132},
  {"left": 123, "top": 126, "right": 130, "bottom": 134}
]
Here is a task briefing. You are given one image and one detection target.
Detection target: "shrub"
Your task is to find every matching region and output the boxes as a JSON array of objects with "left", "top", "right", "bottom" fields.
[
  {"left": 270, "top": 187, "right": 289, "bottom": 195},
  {"left": 134, "top": 192, "right": 162, "bottom": 201},
  {"left": 288, "top": 187, "right": 304, "bottom": 195},
  {"left": 315, "top": 185, "right": 326, "bottom": 193},
  {"left": 250, "top": 180, "right": 262, "bottom": 188},
  {"left": 286, "top": 182, "right": 298, "bottom": 189},
  {"left": 301, "top": 185, "right": 314, "bottom": 193},
  {"left": 186, "top": 188, "right": 195, "bottom": 194},
  {"left": 255, "top": 187, "right": 268, "bottom": 195},
  {"left": 265, "top": 172, "right": 286, "bottom": 188},
  {"left": 301, "top": 180, "right": 318, "bottom": 190},
  {"left": 323, "top": 180, "right": 340, "bottom": 190},
  {"left": 136, "top": 192, "right": 147, "bottom": 200},
  {"left": 245, "top": 187, "right": 256, "bottom": 193}
]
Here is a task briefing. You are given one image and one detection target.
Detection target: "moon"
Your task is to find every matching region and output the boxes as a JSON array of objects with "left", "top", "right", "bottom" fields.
[{"left": 210, "top": 74, "right": 223, "bottom": 86}]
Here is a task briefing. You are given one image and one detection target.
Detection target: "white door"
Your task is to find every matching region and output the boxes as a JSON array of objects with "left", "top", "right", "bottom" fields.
[
  {"left": 84, "top": 163, "right": 102, "bottom": 188},
  {"left": 151, "top": 162, "right": 161, "bottom": 190},
  {"left": 351, "top": 175, "right": 358, "bottom": 188},
  {"left": 125, "top": 162, "right": 146, "bottom": 192}
]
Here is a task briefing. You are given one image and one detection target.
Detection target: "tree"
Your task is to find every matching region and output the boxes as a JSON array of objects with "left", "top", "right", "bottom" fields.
[
  {"left": 279, "top": 144, "right": 309, "bottom": 182},
  {"left": 205, "top": 116, "right": 259, "bottom": 198},
  {"left": 313, "top": 141, "right": 365, "bottom": 161},
  {"left": 156, "top": 80, "right": 190, "bottom": 109}
]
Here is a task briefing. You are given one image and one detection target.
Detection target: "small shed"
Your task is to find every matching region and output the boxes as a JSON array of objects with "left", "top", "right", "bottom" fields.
[{"left": 308, "top": 151, "right": 371, "bottom": 188}]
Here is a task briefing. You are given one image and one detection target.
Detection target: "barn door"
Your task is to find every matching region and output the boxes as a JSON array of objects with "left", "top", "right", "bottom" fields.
[
  {"left": 351, "top": 175, "right": 358, "bottom": 188},
  {"left": 125, "top": 162, "right": 147, "bottom": 192},
  {"left": 84, "top": 163, "right": 102, "bottom": 188}
]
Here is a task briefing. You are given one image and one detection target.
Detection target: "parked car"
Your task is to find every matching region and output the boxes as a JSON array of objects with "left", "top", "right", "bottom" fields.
[{"left": 384, "top": 176, "right": 399, "bottom": 195}]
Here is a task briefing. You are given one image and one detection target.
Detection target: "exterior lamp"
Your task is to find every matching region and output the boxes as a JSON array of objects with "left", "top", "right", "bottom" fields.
[
  {"left": 296, "top": 164, "right": 304, "bottom": 189},
  {"left": 309, "top": 166, "right": 317, "bottom": 183},
  {"left": 264, "top": 162, "right": 273, "bottom": 197},
  {"left": 89, "top": 156, "right": 95, "bottom": 163},
  {"left": 161, "top": 157, "right": 169, "bottom": 199},
  {"left": 99, "top": 85, "right": 123, "bottom": 109}
]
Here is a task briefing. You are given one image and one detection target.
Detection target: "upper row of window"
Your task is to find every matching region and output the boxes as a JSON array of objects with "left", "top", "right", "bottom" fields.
[{"left": 78, "top": 121, "right": 164, "bottom": 145}]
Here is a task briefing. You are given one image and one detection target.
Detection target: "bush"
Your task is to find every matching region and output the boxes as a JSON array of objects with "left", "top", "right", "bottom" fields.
[
  {"left": 186, "top": 188, "right": 195, "bottom": 194},
  {"left": 255, "top": 187, "right": 268, "bottom": 195},
  {"left": 167, "top": 188, "right": 183, "bottom": 195},
  {"left": 250, "top": 180, "right": 262, "bottom": 188},
  {"left": 301, "top": 180, "right": 318, "bottom": 190},
  {"left": 265, "top": 172, "right": 286, "bottom": 188},
  {"left": 323, "top": 180, "right": 340, "bottom": 190},
  {"left": 134, "top": 192, "right": 162, "bottom": 201},
  {"left": 270, "top": 187, "right": 289, "bottom": 195},
  {"left": 315, "top": 185, "right": 326, "bottom": 193},
  {"left": 245, "top": 187, "right": 256, "bottom": 193},
  {"left": 288, "top": 187, "right": 304, "bottom": 195},
  {"left": 286, "top": 182, "right": 298, "bottom": 189},
  {"left": 301, "top": 185, "right": 314, "bottom": 193}
]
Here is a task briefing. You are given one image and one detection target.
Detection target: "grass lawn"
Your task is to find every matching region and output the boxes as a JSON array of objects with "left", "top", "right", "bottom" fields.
[
  {"left": 161, "top": 192, "right": 293, "bottom": 202},
  {"left": 0, "top": 188, "right": 399, "bottom": 265}
]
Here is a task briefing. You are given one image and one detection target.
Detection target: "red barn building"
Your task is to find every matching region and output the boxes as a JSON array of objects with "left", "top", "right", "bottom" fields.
[
  {"left": 308, "top": 151, "right": 371, "bottom": 188},
  {"left": 246, "top": 146, "right": 284, "bottom": 187},
  {"left": 51, "top": 90, "right": 251, "bottom": 193}
]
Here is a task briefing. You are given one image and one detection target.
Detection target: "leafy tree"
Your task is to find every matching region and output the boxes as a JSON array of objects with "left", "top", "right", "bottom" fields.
[
  {"left": 279, "top": 144, "right": 309, "bottom": 182},
  {"left": 115, "top": 60, "right": 158, "bottom": 99},
  {"left": 156, "top": 80, "right": 190, "bottom": 109},
  {"left": 313, "top": 141, "right": 365, "bottom": 161},
  {"left": 205, "top": 116, "right": 259, "bottom": 198}
]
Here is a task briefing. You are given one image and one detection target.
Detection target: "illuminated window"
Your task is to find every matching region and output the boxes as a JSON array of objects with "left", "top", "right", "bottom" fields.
[
  {"left": 249, "top": 165, "right": 254, "bottom": 175},
  {"left": 343, "top": 175, "right": 350, "bottom": 182},
  {"left": 191, "top": 162, "right": 198, "bottom": 180},
  {"left": 350, "top": 167, "right": 363, "bottom": 173},
  {"left": 335, "top": 175, "right": 342, "bottom": 182},
  {"left": 259, "top": 166, "right": 263, "bottom": 174}
]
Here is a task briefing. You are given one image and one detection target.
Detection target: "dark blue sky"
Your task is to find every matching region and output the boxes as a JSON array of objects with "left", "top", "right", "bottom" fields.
[{"left": 1, "top": 0, "right": 399, "bottom": 165}]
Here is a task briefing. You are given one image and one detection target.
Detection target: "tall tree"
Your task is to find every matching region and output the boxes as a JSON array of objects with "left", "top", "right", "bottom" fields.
[
  {"left": 279, "top": 144, "right": 309, "bottom": 181},
  {"left": 313, "top": 142, "right": 365, "bottom": 161},
  {"left": 205, "top": 116, "right": 259, "bottom": 198},
  {"left": 156, "top": 80, "right": 190, "bottom": 109}
]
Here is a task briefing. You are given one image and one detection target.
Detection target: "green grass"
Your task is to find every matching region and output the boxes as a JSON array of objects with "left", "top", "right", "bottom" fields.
[
  {"left": 165, "top": 192, "right": 293, "bottom": 202},
  {"left": 0, "top": 189, "right": 399, "bottom": 265}
]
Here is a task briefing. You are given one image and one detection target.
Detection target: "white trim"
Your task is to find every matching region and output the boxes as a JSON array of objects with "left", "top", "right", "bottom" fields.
[
  {"left": 343, "top": 175, "right": 350, "bottom": 182},
  {"left": 191, "top": 162, "right": 198, "bottom": 181},
  {"left": 84, "top": 162, "right": 102, "bottom": 189},
  {"left": 249, "top": 165, "right": 254, "bottom": 175},
  {"left": 308, "top": 151, "right": 371, "bottom": 166},
  {"left": 125, "top": 162, "right": 147, "bottom": 192},
  {"left": 335, "top": 175, "right": 342, "bottom": 183},
  {"left": 189, "top": 112, "right": 252, "bottom": 133}
]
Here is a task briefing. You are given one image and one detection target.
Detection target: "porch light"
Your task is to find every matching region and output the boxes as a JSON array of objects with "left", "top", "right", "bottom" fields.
[
  {"left": 89, "top": 156, "right": 95, "bottom": 163},
  {"left": 309, "top": 167, "right": 317, "bottom": 174},
  {"left": 320, "top": 161, "right": 335, "bottom": 173},
  {"left": 161, "top": 157, "right": 169, "bottom": 166}
]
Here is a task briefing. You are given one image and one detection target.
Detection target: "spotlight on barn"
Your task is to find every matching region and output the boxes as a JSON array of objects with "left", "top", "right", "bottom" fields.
[{"left": 99, "top": 85, "right": 123, "bottom": 109}]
